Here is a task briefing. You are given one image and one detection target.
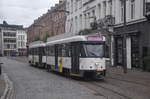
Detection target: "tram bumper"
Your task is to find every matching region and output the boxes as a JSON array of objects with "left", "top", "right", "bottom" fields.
[
  {"left": 82, "top": 70, "right": 106, "bottom": 79},
  {"left": 93, "top": 70, "right": 106, "bottom": 79}
]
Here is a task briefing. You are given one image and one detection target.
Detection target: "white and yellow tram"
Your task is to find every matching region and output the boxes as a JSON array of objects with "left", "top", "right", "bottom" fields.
[
  {"left": 28, "top": 41, "right": 46, "bottom": 68},
  {"left": 28, "top": 35, "right": 108, "bottom": 79},
  {"left": 46, "top": 35, "right": 107, "bottom": 79}
]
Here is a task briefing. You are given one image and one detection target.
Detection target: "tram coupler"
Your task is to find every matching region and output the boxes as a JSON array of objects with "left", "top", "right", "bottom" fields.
[{"left": 0, "top": 63, "right": 3, "bottom": 75}]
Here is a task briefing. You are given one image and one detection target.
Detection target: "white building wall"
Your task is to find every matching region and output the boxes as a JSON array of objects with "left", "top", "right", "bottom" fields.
[
  {"left": 114, "top": 0, "right": 145, "bottom": 25},
  {"left": 66, "top": 0, "right": 112, "bottom": 35},
  {"left": 16, "top": 29, "right": 27, "bottom": 51},
  {"left": 66, "top": 0, "right": 146, "bottom": 35}
]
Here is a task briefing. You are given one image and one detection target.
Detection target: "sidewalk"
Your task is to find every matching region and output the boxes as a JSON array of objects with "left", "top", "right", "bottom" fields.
[
  {"left": 0, "top": 75, "right": 5, "bottom": 98},
  {"left": 107, "top": 66, "right": 150, "bottom": 86}
]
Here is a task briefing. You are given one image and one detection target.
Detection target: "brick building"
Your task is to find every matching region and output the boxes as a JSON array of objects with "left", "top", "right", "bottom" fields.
[{"left": 27, "top": 0, "right": 66, "bottom": 43}]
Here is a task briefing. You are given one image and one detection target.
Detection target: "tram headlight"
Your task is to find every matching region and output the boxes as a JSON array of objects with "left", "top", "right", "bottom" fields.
[{"left": 95, "top": 63, "right": 99, "bottom": 67}]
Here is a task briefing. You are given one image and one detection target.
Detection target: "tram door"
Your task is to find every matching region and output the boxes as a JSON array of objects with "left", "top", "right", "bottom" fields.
[
  {"left": 55, "top": 45, "right": 59, "bottom": 70},
  {"left": 71, "top": 43, "right": 79, "bottom": 74},
  {"left": 39, "top": 47, "right": 42, "bottom": 65}
]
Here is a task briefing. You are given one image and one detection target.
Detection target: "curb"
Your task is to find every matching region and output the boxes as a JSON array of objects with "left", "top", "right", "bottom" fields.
[{"left": 1, "top": 73, "right": 14, "bottom": 99}]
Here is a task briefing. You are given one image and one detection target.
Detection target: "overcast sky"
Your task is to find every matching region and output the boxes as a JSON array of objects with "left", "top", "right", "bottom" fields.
[{"left": 0, "top": 0, "right": 59, "bottom": 27}]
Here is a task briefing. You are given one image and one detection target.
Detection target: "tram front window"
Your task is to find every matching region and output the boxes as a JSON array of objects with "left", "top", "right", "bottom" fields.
[{"left": 84, "top": 43, "right": 104, "bottom": 57}]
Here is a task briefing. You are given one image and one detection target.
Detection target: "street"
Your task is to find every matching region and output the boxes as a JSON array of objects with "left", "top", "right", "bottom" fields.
[{"left": 1, "top": 57, "right": 150, "bottom": 99}]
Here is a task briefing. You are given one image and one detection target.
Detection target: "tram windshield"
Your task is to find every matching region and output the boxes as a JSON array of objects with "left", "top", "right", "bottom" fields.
[{"left": 83, "top": 43, "right": 104, "bottom": 57}]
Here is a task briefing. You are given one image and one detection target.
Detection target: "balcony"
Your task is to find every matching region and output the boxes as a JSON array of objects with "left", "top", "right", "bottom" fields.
[{"left": 97, "top": 15, "right": 115, "bottom": 28}]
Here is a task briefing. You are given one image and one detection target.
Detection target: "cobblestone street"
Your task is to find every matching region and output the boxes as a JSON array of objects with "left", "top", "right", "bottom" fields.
[{"left": 1, "top": 57, "right": 150, "bottom": 99}]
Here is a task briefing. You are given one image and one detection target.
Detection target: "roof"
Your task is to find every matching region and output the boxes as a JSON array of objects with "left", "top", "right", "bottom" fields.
[
  {"left": 46, "top": 36, "right": 87, "bottom": 45},
  {"left": 0, "top": 23, "right": 23, "bottom": 30},
  {"left": 46, "top": 34, "right": 106, "bottom": 46},
  {"left": 29, "top": 41, "right": 46, "bottom": 48}
]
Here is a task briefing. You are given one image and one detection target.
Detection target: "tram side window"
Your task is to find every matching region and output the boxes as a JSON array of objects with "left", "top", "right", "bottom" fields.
[
  {"left": 58, "top": 44, "right": 71, "bottom": 57},
  {"left": 33, "top": 48, "right": 34, "bottom": 55},
  {"left": 79, "top": 44, "right": 86, "bottom": 57},
  {"left": 31, "top": 48, "right": 33, "bottom": 55},
  {"left": 65, "top": 43, "right": 71, "bottom": 57},
  {"left": 58, "top": 44, "right": 62, "bottom": 56},
  {"left": 34, "top": 48, "right": 38, "bottom": 55},
  {"left": 47, "top": 46, "right": 55, "bottom": 56},
  {"left": 46, "top": 46, "right": 49, "bottom": 55},
  {"left": 43, "top": 47, "right": 46, "bottom": 56}
]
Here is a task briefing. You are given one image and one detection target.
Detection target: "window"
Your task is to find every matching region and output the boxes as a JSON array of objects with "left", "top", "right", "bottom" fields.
[
  {"left": 75, "top": 0, "right": 78, "bottom": 11},
  {"left": 58, "top": 44, "right": 62, "bottom": 56},
  {"left": 131, "top": 0, "right": 135, "bottom": 19},
  {"left": 79, "top": 0, "right": 82, "bottom": 9},
  {"left": 109, "top": 0, "right": 112, "bottom": 15},
  {"left": 80, "top": 14, "right": 82, "bottom": 30},
  {"left": 103, "top": 1, "right": 106, "bottom": 17},
  {"left": 120, "top": 0, "right": 124, "bottom": 22},
  {"left": 75, "top": 16, "right": 78, "bottom": 32},
  {"left": 98, "top": 4, "right": 101, "bottom": 19},
  {"left": 71, "top": 0, "right": 73, "bottom": 13},
  {"left": 47, "top": 46, "right": 55, "bottom": 56},
  {"left": 84, "top": 14, "right": 87, "bottom": 28},
  {"left": 84, "top": 43, "right": 104, "bottom": 57},
  {"left": 92, "top": 10, "right": 95, "bottom": 17}
]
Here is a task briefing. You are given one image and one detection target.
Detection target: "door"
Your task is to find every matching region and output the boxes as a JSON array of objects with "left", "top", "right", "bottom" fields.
[
  {"left": 55, "top": 45, "right": 59, "bottom": 70},
  {"left": 39, "top": 47, "right": 42, "bottom": 65},
  {"left": 131, "top": 36, "right": 140, "bottom": 68},
  {"left": 71, "top": 43, "right": 79, "bottom": 74},
  {"left": 116, "top": 38, "right": 123, "bottom": 66}
]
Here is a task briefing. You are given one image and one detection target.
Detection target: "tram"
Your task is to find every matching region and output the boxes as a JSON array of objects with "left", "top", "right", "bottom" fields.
[
  {"left": 46, "top": 35, "right": 107, "bottom": 79},
  {"left": 28, "top": 41, "right": 46, "bottom": 68}
]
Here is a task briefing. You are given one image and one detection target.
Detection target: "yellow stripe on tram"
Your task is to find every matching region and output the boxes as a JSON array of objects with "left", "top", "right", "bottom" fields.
[
  {"left": 70, "top": 73, "right": 81, "bottom": 77},
  {"left": 59, "top": 57, "right": 63, "bottom": 73}
]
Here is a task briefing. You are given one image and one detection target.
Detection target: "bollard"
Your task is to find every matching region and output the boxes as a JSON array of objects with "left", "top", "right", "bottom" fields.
[{"left": 0, "top": 63, "right": 3, "bottom": 75}]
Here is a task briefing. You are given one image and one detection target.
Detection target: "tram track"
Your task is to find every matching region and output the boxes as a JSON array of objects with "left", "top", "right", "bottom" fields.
[
  {"left": 92, "top": 81, "right": 132, "bottom": 99},
  {"left": 107, "top": 76, "right": 150, "bottom": 87},
  {"left": 77, "top": 80, "right": 132, "bottom": 99},
  {"left": 108, "top": 72, "right": 150, "bottom": 81}
]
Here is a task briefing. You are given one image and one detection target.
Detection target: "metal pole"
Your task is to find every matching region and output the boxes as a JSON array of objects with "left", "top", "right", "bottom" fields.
[{"left": 123, "top": 0, "right": 127, "bottom": 73}]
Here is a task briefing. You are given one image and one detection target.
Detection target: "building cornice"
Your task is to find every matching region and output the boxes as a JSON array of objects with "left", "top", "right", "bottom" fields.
[
  {"left": 83, "top": 0, "right": 95, "bottom": 6},
  {"left": 114, "top": 18, "right": 147, "bottom": 28}
]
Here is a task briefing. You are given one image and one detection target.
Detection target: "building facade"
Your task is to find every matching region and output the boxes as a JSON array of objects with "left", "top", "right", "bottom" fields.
[
  {"left": 17, "top": 29, "right": 27, "bottom": 56},
  {"left": 27, "top": 0, "right": 66, "bottom": 43},
  {"left": 65, "top": 0, "right": 150, "bottom": 70},
  {"left": 111, "top": 0, "right": 150, "bottom": 70},
  {"left": 0, "top": 21, "right": 27, "bottom": 56},
  {"left": 65, "top": 0, "right": 113, "bottom": 34}
]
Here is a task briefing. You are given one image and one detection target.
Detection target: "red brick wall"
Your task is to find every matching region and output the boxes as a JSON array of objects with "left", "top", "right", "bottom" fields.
[{"left": 27, "top": 1, "right": 66, "bottom": 43}]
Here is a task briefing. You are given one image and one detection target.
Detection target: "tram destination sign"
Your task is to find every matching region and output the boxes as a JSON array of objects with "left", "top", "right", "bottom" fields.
[{"left": 87, "top": 36, "right": 104, "bottom": 41}]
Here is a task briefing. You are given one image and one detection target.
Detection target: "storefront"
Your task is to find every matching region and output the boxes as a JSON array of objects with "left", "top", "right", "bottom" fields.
[{"left": 113, "top": 20, "right": 150, "bottom": 70}]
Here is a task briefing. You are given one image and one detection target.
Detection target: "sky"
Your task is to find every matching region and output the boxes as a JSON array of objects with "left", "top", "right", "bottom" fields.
[{"left": 0, "top": 0, "right": 59, "bottom": 27}]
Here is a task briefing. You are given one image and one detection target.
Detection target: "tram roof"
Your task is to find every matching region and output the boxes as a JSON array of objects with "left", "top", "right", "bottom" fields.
[
  {"left": 29, "top": 41, "right": 45, "bottom": 48},
  {"left": 46, "top": 35, "right": 105, "bottom": 45},
  {"left": 46, "top": 35, "right": 87, "bottom": 45}
]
